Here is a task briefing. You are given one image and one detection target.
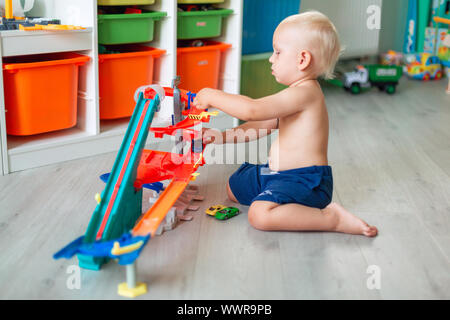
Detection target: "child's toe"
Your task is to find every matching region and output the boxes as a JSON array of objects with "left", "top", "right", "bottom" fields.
[{"left": 363, "top": 225, "right": 378, "bottom": 237}]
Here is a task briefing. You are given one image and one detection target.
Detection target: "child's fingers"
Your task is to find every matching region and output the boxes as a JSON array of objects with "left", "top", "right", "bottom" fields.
[
  {"left": 201, "top": 128, "right": 214, "bottom": 144},
  {"left": 192, "top": 97, "right": 207, "bottom": 110},
  {"left": 202, "top": 133, "right": 212, "bottom": 143},
  {"left": 202, "top": 128, "right": 223, "bottom": 145},
  {"left": 203, "top": 137, "right": 213, "bottom": 145},
  {"left": 202, "top": 137, "right": 213, "bottom": 145}
]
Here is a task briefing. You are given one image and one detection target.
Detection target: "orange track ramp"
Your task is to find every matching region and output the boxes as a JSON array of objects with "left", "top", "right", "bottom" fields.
[{"left": 132, "top": 180, "right": 190, "bottom": 237}]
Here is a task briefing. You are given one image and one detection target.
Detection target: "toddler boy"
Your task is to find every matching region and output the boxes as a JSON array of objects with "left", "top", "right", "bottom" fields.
[{"left": 193, "top": 11, "right": 377, "bottom": 237}]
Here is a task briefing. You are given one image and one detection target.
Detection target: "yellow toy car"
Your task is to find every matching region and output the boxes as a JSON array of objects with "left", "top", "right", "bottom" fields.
[
  {"left": 406, "top": 53, "right": 443, "bottom": 80},
  {"left": 205, "top": 205, "right": 227, "bottom": 216}
]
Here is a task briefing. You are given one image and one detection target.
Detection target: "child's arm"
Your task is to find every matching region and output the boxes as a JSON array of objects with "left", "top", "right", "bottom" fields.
[
  {"left": 193, "top": 86, "right": 314, "bottom": 121},
  {"left": 203, "top": 118, "right": 278, "bottom": 145},
  {"left": 223, "top": 118, "right": 278, "bottom": 143}
]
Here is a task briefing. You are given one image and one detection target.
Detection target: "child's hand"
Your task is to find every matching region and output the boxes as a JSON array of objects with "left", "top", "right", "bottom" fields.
[
  {"left": 202, "top": 127, "right": 223, "bottom": 145},
  {"left": 193, "top": 88, "right": 213, "bottom": 110}
]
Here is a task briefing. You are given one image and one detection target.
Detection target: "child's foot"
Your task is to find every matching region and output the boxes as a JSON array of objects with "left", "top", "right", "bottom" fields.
[{"left": 325, "top": 202, "right": 378, "bottom": 237}]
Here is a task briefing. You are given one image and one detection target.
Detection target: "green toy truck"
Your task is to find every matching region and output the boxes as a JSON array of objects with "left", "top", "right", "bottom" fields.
[{"left": 343, "top": 64, "right": 403, "bottom": 94}]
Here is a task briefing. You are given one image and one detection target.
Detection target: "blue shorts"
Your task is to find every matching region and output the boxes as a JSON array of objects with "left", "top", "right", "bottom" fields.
[{"left": 229, "top": 162, "right": 333, "bottom": 209}]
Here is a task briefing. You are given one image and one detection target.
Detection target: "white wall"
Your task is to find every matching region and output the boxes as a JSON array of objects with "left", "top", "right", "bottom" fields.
[{"left": 300, "top": 0, "right": 382, "bottom": 59}]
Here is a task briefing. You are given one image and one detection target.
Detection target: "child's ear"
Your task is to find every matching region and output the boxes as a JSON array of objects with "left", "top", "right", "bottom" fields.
[{"left": 297, "top": 50, "right": 312, "bottom": 71}]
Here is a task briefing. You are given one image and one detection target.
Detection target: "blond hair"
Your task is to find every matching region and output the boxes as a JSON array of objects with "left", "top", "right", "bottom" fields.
[{"left": 280, "top": 11, "right": 342, "bottom": 80}]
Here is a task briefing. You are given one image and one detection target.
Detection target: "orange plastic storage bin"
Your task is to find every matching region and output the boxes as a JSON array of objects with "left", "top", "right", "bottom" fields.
[
  {"left": 3, "top": 52, "right": 90, "bottom": 136},
  {"left": 177, "top": 41, "right": 231, "bottom": 93},
  {"left": 98, "top": 45, "right": 165, "bottom": 119}
]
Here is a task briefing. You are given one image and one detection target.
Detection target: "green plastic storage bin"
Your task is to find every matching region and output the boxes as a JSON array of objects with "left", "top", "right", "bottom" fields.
[
  {"left": 178, "top": 0, "right": 224, "bottom": 3},
  {"left": 240, "top": 52, "right": 287, "bottom": 99},
  {"left": 98, "top": 0, "right": 155, "bottom": 5},
  {"left": 177, "top": 9, "right": 233, "bottom": 40},
  {"left": 98, "top": 11, "right": 166, "bottom": 45}
]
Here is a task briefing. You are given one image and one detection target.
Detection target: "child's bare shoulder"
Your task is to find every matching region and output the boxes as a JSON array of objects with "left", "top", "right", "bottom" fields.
[
  {"left": 282, "top": 80, "right": 324, "bottom": 109},
  {"left": 295, "top": 79, "right": 323, "bottom": 96}
]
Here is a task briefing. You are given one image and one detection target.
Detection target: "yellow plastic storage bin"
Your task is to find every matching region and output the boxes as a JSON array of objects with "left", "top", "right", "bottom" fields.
[{"left": 98, "top": 0, "right": 155, "bottom": 5}]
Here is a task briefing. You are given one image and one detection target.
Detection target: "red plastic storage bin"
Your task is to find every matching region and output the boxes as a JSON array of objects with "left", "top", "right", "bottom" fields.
[
  {"left": 3, "top": 52, "right": 90, "bottom": 136},
  {"left": 177, "top": 41, "right": 231, "bottom": 93},
  {"left": 98, "top": 45, "right": 165, "bottom": 119}
]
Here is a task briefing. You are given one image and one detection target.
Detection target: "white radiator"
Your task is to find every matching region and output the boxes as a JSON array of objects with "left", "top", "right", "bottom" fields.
[{"left": 300, "top": 0, "right": 382, "bottom": 59}]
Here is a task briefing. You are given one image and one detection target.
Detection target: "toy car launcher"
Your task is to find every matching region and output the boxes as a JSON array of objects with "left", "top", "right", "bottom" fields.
[{"left": 53, "top": 81, "right": 218, "bottom": 298}]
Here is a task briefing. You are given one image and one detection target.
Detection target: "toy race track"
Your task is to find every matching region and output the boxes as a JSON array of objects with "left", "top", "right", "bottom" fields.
[{"left": 53, "top": 83, "right": 216, "bottom": 297}]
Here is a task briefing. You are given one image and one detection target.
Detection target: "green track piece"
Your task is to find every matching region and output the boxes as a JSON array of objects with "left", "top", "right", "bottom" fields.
[{"left": 78, "top": 93, "right": 159, "bottom": 270}]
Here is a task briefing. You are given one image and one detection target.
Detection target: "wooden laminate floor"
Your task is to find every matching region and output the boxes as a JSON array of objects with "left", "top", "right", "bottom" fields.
[{"left": 0, "top": 78, "right": 449, "bottom": 299}]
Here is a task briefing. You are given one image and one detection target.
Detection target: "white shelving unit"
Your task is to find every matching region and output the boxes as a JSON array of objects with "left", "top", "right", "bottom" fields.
[{"left": 0, "top": 0, "right": 242, "bottom": 174}]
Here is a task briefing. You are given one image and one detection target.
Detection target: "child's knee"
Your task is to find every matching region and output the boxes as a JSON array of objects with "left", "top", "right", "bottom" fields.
[{"left": 248, "top": 202, "right": 272, "bottom": 231}]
